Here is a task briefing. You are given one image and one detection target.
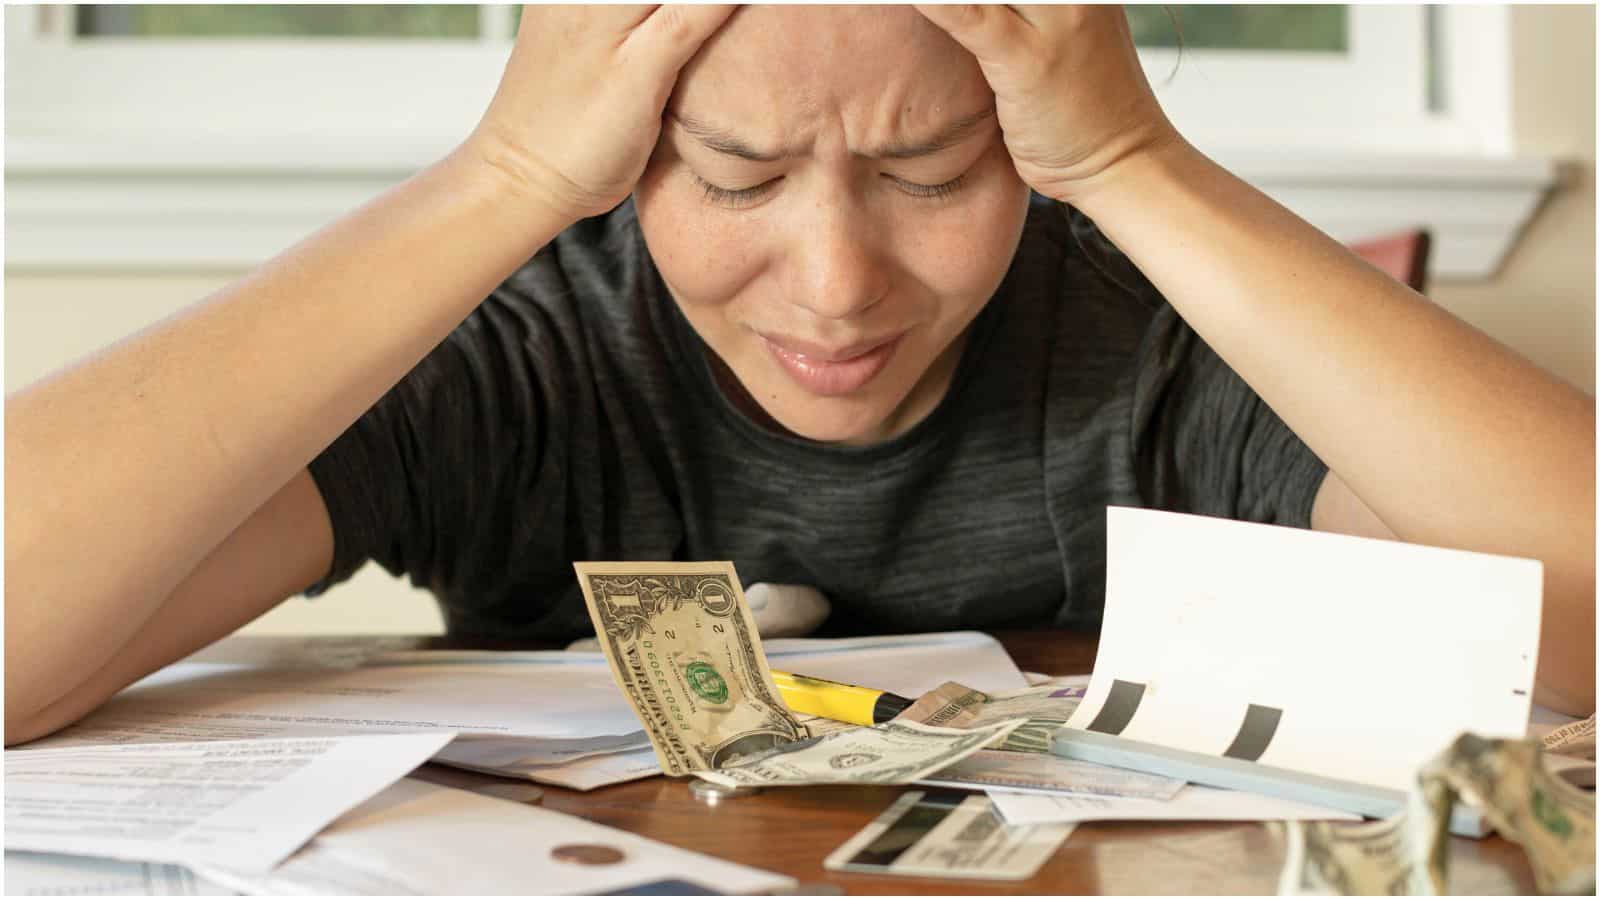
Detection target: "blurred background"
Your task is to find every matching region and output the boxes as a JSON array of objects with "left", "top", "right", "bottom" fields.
[{"left": 6, "top": 4, "right": 1594, "bottom": 636}]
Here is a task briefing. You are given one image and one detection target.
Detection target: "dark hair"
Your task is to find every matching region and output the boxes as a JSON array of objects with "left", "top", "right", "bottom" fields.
[{"left": 1160, "top": 6, "right": 1185, "bottom": 86}]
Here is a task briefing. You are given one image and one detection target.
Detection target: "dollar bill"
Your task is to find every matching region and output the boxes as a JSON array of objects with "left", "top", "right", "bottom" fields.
[
  {"left": 1280, "top": 733, "right": 1597, "bottom": 896},
  {"left": 574, "top": 561, "right": 809, "bottom": 777},
  {"left": 895, "top": 681, "right": 1084, "bottom": 753},
  {"left": 693, "top": 718, "right": 1028, "bottom": 788},
  {"left": 1543, "top": 715, "right": 1597, "bottom": 761}
]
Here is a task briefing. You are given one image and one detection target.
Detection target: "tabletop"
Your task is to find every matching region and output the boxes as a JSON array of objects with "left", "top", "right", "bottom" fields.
[{"left": 195, "top": 631, "right": 1537, "bottom": 895}]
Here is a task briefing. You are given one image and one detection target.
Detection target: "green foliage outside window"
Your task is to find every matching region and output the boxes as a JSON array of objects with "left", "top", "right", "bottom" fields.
[
  {"left": 1126, "top": 5, "right": 1347, "bottom": 52},
  {"left": 76, "top": 4, "right": 480, "bottom": 39}
]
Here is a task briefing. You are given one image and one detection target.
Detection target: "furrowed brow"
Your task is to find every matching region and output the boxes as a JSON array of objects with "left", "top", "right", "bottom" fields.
[
  {"left": 871, "top": 108, "right": 995, "bottom": 160},
  {"left": 669, "top": 107, "right": 996, "bottom": 163},
  {"left": 670, "top": 112, "right": 790, "bottom": 163}
]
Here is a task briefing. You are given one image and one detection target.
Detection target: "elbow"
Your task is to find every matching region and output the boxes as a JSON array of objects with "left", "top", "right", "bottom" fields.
[
  {"left": 6, "top": 712, "right": 52, "bottom": 748},
  {"left": 1534, "top": 681, "right": 1595, "bottom": 719},
  {"left": 5, "top": 687, "right": 86, "bottom": 748}
]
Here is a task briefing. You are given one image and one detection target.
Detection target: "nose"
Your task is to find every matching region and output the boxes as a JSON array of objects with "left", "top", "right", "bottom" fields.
[{"left": 788, "top": 192, "right": 890, "bottom": 321}]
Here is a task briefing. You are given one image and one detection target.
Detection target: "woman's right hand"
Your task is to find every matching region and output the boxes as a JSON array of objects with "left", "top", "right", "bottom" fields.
[{"left": 469, "top": 5, "right": 737, "bottom": 221}]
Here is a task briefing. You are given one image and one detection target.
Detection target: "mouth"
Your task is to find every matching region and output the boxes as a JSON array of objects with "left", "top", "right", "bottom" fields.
[{"left": 760, "top": 331, "right": 905, "bottom": 397}]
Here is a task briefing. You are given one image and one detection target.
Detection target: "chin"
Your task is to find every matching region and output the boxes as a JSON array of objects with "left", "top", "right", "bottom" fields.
[{"left": 760, "top": 394, "right": 904, "bottom": 446}]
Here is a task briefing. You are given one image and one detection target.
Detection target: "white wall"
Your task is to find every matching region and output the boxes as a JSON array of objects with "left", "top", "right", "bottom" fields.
[
  {"left": 6, "top": 5, "right": 1593, "bottom": 635},
  {"left": 3, "top": 272, "right": 447, "bottom": 635},
  {"left": 1427, "top": 4, "right": 1595, "bottom": 395}
]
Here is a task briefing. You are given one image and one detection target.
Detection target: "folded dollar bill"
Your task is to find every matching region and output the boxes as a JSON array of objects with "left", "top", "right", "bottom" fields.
[
  {"left": 894, "top": 681, "right": 1084, "bottom": 753},
  {"left": 1543, "top": 714, "right": 1597, "bottom": 761},
  {"left": 1280, "top": 732, "right": 1596, "bottom": 896},
  {"left": 693, "top": 719, "right": 1028, "bottom": 788}
]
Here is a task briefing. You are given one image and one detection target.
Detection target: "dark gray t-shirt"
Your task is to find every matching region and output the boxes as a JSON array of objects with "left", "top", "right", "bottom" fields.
[{"left": 306, "top": 195, "right": 1328, "bottom": 640}]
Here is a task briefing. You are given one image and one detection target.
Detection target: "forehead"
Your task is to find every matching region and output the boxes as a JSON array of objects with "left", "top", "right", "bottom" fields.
[{"left": 670, "top": 5, "right": 989, "bottom": 145}]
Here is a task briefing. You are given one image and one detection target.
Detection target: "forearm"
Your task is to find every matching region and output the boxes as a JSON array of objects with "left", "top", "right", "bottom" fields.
[
  {"left": 1071, "top": 140, "right": 1595, "bottom": 710},
  {"left": 4, "top": 139, "right": 574, "bottom": 712}
]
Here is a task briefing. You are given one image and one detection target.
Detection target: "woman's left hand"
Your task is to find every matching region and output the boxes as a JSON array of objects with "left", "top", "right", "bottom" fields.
[{"left": 915, "top": 4, "right": 1184, "bottom": 206}]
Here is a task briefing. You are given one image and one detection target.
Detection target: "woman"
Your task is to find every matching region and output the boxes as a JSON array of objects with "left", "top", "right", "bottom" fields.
[{"left": 7, "top": 6, "right": 1593, "bottom": 746}]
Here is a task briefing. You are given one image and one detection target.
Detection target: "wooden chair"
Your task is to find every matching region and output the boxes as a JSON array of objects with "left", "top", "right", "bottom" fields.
[{"left": 1348, "top": 229, "right": 1432, "bottom": 293}]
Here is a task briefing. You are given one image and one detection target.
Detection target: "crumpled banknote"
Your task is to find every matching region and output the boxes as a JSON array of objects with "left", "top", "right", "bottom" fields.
[{"left": 1280, "top": 721, "right": 1596, "bottom": 896}]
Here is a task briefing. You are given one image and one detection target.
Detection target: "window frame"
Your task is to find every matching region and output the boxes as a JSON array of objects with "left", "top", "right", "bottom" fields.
[{"left": 4, "top": 4, "right": 1554, "bottom": 278}]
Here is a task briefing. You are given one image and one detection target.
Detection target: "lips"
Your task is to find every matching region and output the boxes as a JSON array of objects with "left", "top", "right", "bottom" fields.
[{"left": 760, "top": 332, "right": 904, "bottom": 397}]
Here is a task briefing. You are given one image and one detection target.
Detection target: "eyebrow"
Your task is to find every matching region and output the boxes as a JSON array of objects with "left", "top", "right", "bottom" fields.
[{"left": 668, "top": 108, "right": 995, "bottom": 163}]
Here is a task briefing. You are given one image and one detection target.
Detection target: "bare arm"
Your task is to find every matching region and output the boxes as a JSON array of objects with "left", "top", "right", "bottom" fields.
[
  {"left": 1077, "top": 143, "right": 1595, "bottom": 714},
  {"left": 5, "top": 5, "right": 737, "bottom": 739},
  {"left": 4, "top": 146, "right": 573, "bottom": 735},
  {"left": 8, "top": 470, "right": 333, "bottom": 745},
  {"left": 920, "top": 4, "right": 1594, "bottom": 714}
]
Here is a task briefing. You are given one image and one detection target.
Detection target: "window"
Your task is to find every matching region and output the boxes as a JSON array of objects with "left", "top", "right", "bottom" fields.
[
  {"left": 72, "top": 4, "right": 486, "bottom": 39},
  {"left": 5, "top": 4, "right": 1553, "bottom": 275},
  {"left": 1130, "top": 5, "right": 1348, "bottom": 51}
]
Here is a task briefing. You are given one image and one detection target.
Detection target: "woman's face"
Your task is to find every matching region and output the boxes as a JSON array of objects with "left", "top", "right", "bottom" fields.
[{"left": 635, "top": 6, "right": 1030, "bottom": 445}]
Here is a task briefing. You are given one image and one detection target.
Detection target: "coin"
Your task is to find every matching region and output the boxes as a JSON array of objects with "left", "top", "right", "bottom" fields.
[
  {"left": 690, "top": 778, "right": 763, "bottom": 806},
  {"left": 469, "top": 783, "right": 545, "bottom": 805},
  {"left": 550, "top": 843, "right": 626, "bottom": 866}
]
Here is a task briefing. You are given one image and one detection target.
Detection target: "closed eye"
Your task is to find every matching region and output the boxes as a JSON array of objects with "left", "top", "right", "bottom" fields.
[
  {"left": 888, "top": 173, "right": 966, "bottom": 200},
  {"left": 695, "top": 175, "right": 779, "bottom": 208},
  {"left": 692, "top": 172, "right": 969, "bottom": 208}
]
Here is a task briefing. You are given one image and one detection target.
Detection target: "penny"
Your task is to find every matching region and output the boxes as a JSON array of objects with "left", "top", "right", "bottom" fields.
[
  {"left": 468, "top": 783, "right": 545, "bottom": 805},
  {"left": 689, "top": 778, "right": 763, "bottom": 806},
  {"left": 550, "top": 843, "right": 626, "bottom": 866}
]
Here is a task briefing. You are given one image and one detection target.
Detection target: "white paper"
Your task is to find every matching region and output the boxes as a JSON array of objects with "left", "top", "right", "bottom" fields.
[
  {"left": 21, "top": 627, "right": 1024, "bottom": 787},
  {"left": 765, "top": 631, "right": 1030, "bottom": 695},
  {"left": 445, "top": 746, "right": 664, "bottom": 791},
  {"left": 26, "top": 656, "right": 643, "bottom": 749},
  {"left": 193, "top": 777, "right": 795, "bottom": 895},
  {"left": 33, "top": 633, "right": 1023, "bottom": 752},
  {"left": 3, "top": 851, "right": 236, "bottom": 896},
  {"left": 988, "top": 783, "right": 1362, "bottom": 826},
  {"left": 426, "top": 631, "right": 1030, "bottom": 696},
  {"left": 4, "top": 732, "right": 453, "bottom": 872},
  {"left": 25, "top": 632, "right": 1028, "bottom": 789},
  {"left": 431, "top": 731, "right": 649, "bottom": 769},
  {"left": 1066, "top": 508, "right": 1541, "bottom": 791}
]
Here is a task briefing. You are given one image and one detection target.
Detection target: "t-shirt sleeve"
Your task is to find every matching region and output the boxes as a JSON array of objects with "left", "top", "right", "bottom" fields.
[
  {"left": 1132, "top": 303, "right": 1329, "bottom": 527},
  {"left": 1058, "top": 203, "right": 1328, "bottom": 528},
  {"left": 302, "top": 289, "right": 561, "bottom": 599}
]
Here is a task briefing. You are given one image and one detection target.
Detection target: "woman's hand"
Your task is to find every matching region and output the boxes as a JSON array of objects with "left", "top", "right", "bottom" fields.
[
  {"left": 914, "top": 5, "right": 1183, "bottom": 206},
  {"left": 470, "top": 5, "right": 736, "bottom": 221}
]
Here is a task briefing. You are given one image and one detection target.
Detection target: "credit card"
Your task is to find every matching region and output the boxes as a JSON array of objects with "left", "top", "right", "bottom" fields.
[{"left": 823, "top": 790, "right": 1073, "bottom": 881}]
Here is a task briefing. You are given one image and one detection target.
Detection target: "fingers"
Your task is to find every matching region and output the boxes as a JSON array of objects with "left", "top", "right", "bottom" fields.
[
  {"left": 629, "top": 4, "right": 739, "bottom": 76},
  {"left": 913, "top": 4, "right": 1034, "bottom": 64}
]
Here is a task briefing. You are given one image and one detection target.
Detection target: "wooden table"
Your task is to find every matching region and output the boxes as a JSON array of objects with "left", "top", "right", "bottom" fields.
[{"left": 198, "top": 632, "right": 1537, "bottom": 894}]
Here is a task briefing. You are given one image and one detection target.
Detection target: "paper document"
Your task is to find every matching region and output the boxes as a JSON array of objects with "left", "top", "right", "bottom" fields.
[
  {"left": 4, "top": 732, "right": 453, "bottom": 872},
  {"left": 444, "top": 745, "right": 663, "bottom": 791},
  {"left": 192, "top": 777, "right": 796, "bottom": 895},
  {"left": 27, "top": 632, "right": 1027, "bottom": 790},
  {"left": 27, "top": 657, "right": 643, "bottom": 748},
  {"left": 766, "top": 631, "right": 1029, "bottom": 695},
  {"left": 989, "top": 783, "right": 1362, "bottom": 826},
  {"left": 1065, "top": 508, "right": 1540, "bottom": 792},
  {"left": 3, "top": 851, "right": 235, "bottom": 896}
]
